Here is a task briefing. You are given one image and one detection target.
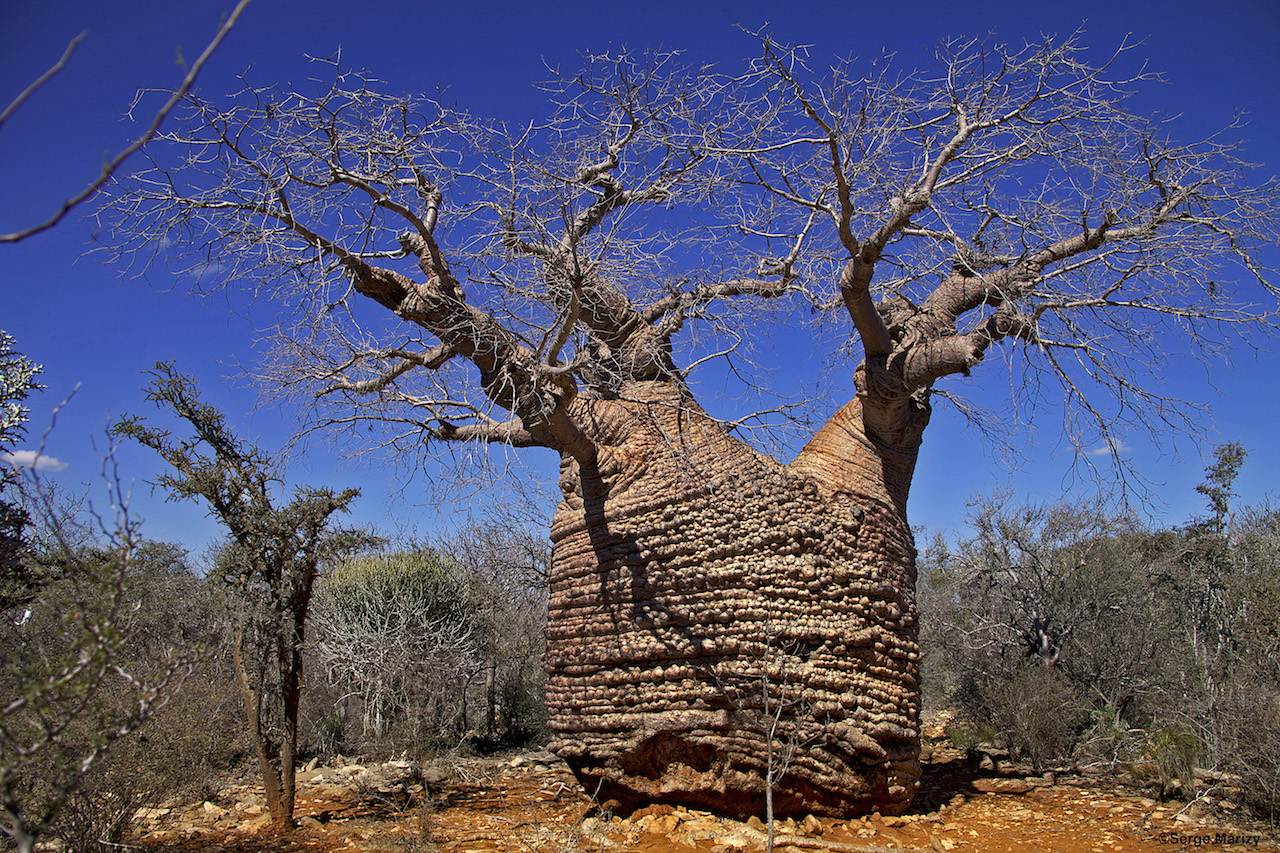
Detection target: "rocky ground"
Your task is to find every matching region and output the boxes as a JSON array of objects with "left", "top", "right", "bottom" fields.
[{"left": 125, "top": 744, "right": 1277, "bottom": 853}]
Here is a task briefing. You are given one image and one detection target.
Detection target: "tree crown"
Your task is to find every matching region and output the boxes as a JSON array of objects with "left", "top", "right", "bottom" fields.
[{"left": 102, "top": 34, "right": 1280, "bottom": 487}]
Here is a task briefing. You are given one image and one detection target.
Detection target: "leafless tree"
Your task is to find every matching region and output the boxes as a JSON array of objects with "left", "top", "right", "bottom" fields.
[
  {"left": 101, "top": 32, "right": 1280, "bottom": 814},
  {"left": 105, "top": 33, "right": 1278, "bottom": 487},
  {"left": 714, "top": 621, "right": 817, "bottom": 852},
  {"left": 440, "top": 519, "right": 550, "bottom": 740}
]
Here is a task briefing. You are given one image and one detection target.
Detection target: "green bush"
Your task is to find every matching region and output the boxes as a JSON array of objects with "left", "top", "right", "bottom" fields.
[{"left": 1148, "top": 726, "right": 1206, "bottom": 799}]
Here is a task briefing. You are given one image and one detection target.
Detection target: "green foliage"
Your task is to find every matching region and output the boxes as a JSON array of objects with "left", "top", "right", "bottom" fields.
[
  {"left": 1148, "top": 725, "right": 1206, "bottom": 798},
  {"left": 1193, "top": 442, "right": 1247, "bottom": 536},
  {"left": 313, "top": 548, "right": 486, "bottom": 743},
  {"left": 944, "top": 720, "right": 997, "bottom": 752},
  {"left": 325, "top": 549, "right": 485, "bottom": 627},
  {"left": 0, "top": 506, "right": 187, "bottom": 852},
  {"left": 311, "top": 528, "right": 550, "bottom": 756},
  {"left": 0, "top": 331, "right": 42, "bottom": 447},
  {"left": 0, "top": 330, "right": 43, "bottom": 611},
  {"left": 114, "top": 362, "right": 378, "bottom": 827},
  {"left": 1076, "top": 703, "right": 1145, "bottom": 768}
]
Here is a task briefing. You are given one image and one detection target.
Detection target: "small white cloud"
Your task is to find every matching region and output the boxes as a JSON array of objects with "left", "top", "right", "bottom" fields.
[
  {"left": 2, "top": 450, "right": 69, "bottom": 472},
  {"left": 1085, "top": 441, "right": 1132, "bottom": 458}
]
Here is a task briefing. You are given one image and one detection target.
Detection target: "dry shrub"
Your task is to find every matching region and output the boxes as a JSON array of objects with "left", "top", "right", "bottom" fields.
[
  {"left": 48, "top": 779, "right": 153, "bottom": 853},
  {"left": 989, "top": 666, "right": 1089, "bottom": 770},
  {"left": 1222, "top": 689, "right": 1280, "bottom": 822}
]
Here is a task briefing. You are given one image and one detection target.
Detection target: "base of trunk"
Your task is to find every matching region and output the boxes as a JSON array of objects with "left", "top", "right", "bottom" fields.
[{"left": 553, "top": 710, "right": 920, "bottom": 818}]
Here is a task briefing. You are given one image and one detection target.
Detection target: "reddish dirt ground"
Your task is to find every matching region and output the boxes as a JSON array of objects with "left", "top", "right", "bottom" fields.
[{"left": 132, "top": 747, "right": 1277, "bottom": 853}]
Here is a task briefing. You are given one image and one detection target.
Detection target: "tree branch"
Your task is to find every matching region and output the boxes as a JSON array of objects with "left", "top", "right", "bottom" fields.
[{"left": 0, "top": 0, "right": 251, "bottom": 243}]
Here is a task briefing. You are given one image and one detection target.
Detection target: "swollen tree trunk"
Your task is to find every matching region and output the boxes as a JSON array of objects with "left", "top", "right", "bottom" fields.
[{"left": 545, "top": 373, "right": 929, "bottom": 817}]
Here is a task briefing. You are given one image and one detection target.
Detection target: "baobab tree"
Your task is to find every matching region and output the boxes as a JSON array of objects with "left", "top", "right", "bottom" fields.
[{"left": 103, "top": 33, "right": 1279, "bottom": 816}]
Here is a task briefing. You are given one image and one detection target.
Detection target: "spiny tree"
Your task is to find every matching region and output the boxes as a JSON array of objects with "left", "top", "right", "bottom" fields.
[
  {"left": 1193, "top": 441, "right": 1247, "bottom": 536},
  {"left": 1169, "top": 442, "right": 1252, "bottom": 704},
  {"left": 114, "top": 363, "right": 377, "bottom": 828},
  {"left": 104, "top": 34, "right": 1279, "bottom": 816},
  {"left": 311, "top": 548, "right": 486, "bottom": 743}
]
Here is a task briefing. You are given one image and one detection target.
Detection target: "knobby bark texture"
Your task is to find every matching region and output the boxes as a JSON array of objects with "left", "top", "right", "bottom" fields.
[{"left": 547, "top": 377, "right": 929, "bottom": 816}]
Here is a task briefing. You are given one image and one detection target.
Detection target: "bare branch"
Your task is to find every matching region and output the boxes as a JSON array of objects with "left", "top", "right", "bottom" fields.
[
  {"left": 0, "top": 0, "right": 251, "bottom": 244},
  {"left": 0, "top": 31, "right": 88, "bottom": 132},
  {"left": 100, "top": 34, "right": 1279, "bottom": 493}
]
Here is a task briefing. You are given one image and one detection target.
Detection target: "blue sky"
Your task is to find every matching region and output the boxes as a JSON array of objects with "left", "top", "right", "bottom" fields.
[{"left": 2, "top": 0, "right": 1278, "bottom": 555}]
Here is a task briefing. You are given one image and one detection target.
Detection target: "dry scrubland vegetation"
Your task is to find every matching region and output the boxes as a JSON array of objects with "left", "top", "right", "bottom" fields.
[{"left": 1, "top": 339, "right": 1277, "bottom": 850}]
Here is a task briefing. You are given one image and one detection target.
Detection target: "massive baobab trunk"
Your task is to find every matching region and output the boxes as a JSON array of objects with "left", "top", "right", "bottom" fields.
[{"left": 546, "top": 376, "right": 929, "bottom": 816}]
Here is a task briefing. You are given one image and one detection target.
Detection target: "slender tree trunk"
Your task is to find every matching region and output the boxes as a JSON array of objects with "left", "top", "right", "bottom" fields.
[
  {"left": 233, "top": 624, "right": 285, "bottom": 825},
  {"left": 485, "top": 661, "right": 497, "bottom": 738},
  {"left": 545, "top": 379, "right": 927, "bottom": 817},
  {"left": 765, "top": 721, "right": 777, "bottom": 853},
  {"left": 278, "top": 628, "right": 302, "bottom": 827}
]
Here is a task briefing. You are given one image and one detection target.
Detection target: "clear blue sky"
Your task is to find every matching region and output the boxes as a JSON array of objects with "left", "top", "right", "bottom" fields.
[{"left": 2, "top": 0, "right": 1278, "bottom": 555}]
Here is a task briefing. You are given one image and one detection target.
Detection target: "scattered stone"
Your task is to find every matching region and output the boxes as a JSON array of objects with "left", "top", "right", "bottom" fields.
[
  {"left": 421, "top": 764, "right": 451, "bottom": 784},
  {"left": 242, "top": 813, "right": 273, "bottom": 833},
  {"left": 1187, "top": 799, "right": 1214, "bottom": 819},
  {"left": 650, "top": 813, "right": 682, "bottom": 835},
  {"left": 134, "top": 806, "right": 170, "bottom": 821},
  {"left": 972, "top": 778, "right": 1036, "bottom": 794}
]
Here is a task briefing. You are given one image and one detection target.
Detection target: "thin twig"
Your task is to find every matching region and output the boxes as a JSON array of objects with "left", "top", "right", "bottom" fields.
[{"left": 0, "top": 0, "right": 252, "bottom": 243}]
